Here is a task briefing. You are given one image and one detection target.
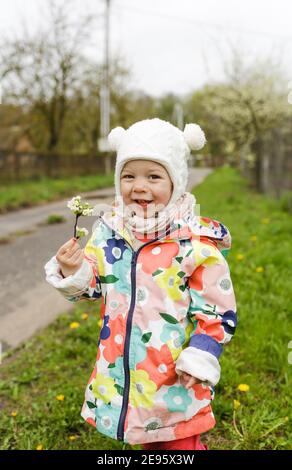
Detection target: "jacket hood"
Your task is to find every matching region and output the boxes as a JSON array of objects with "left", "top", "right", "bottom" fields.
[
  {"left": 98, "top": 211, "right": 232, "bottom": 253},
  {"left": 189, "top": 215, "right": 232, "bottom": 252}
]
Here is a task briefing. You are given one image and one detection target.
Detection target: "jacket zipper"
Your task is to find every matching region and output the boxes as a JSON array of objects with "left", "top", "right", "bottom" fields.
[{"left": 99, "top": 217, "right": 173, "bottom": 441}]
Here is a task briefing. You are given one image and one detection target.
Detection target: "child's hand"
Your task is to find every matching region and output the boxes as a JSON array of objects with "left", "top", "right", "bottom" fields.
[
  {"left": 56, "top": 238, "right": 84, "bottom": 278},
  {"left": 179, "top": 372, "right": 203, "bottom": 389}
]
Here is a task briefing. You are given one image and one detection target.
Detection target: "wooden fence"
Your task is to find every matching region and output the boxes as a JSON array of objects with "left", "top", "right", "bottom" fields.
[
  {"left": 0, "top": 151, "right": 116, "bottom": 182},
  {"left": 240, "top": 128, "right": 292, "bottom": 198}
]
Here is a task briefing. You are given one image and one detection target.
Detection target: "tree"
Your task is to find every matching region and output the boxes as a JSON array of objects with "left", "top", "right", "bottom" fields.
[
  {"left": 0, "top": 0, "right": 94, "bottom": 152},
  {"left": 184, "top": 48, "right": 289, "bottom": 189}
]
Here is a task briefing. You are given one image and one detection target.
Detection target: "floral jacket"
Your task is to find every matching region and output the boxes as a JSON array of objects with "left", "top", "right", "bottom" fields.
[{"left": 44, "top": 212, "right": 237, "bottom": 445}]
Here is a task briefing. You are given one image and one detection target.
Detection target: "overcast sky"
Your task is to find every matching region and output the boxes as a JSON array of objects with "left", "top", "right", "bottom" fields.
[{"left": 0, "top": 0, "right": 291, "bottom": 96}]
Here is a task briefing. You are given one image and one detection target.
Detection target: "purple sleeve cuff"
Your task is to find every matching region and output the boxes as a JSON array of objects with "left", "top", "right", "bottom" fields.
[{"left": 189, "top": 334, "right": 223, "bottom": 359}]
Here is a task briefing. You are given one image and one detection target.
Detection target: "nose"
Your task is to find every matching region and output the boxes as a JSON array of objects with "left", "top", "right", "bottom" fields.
[{"left": 132, "top": 177, "right": 147, "bottom": 192}]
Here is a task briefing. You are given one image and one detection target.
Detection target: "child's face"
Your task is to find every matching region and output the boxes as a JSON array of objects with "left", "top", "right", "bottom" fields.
[{"left": 120, "top": 159, "right": 173, "bottom": 217}]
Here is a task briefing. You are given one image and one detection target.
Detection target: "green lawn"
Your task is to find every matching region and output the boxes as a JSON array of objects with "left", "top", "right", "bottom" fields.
[
  {"left": 0, "top": 173, "right": 114, "bottom": 214},
  {"left": 0, "top": 166, "right": 291, "bottom": 450}
]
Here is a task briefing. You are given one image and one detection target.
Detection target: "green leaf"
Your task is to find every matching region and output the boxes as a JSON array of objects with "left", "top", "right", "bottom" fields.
[
  {"left": 177, "top": 271, "right": 186, "bottom": 278},
  {"left": 108, "top": 363, "right": 115, "bottom": 368},
  {"left": 153, "top": 269, "right": 163, "bottom": 276},
  {"left": 175, "top": 256, "right": 183, "bottom": 263},
  {"left": 86, "top": 400, "right": 96, "bottom": 409},
  {"left": 179, "top": 285, "right": 187, "bottom": 292},
  {"left": 99, "top": 275, "right": 119, "bottom": 284},
  {"left": 114, "top": 384, "right": 124, "bottom": 396},
  {"left": 142, "top": 332, "right": 152, "bottom": 343},
  {"left": 186, "top": 249, "right": 193, "bottom": 257},
  {"left": 159, "top": 312, "right": 179, "bottom": 324}
]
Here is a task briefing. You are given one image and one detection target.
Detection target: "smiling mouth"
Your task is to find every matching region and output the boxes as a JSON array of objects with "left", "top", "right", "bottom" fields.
[{"left": 133, "top": 199, "right": 153, "bottom": 206}]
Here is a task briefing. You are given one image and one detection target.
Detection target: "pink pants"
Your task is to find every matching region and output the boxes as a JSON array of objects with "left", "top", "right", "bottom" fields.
[{"left": 142, "top": 435, "right": 208, "bottom": 451}]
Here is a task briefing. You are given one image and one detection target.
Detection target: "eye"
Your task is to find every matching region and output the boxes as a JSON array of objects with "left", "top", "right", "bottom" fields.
[
  {"left": 122, "top": 174, "right": 134, "bottom": 179},
  {"left": 149, "top": 175, "right": 160, "bottom": 179}
]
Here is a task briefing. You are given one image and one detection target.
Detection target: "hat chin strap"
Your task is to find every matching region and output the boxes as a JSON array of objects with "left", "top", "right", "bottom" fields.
[{"left": 114, "top": 192, "right": 196, "bottom": 238}]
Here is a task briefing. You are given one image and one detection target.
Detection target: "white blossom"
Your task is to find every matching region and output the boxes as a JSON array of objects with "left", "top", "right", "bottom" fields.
[
  {"left": 76, "top": 226, "right": 89, "bottom": 239},
  {"left": 67, "top": 195, "right": 93, "bottom": 238}
]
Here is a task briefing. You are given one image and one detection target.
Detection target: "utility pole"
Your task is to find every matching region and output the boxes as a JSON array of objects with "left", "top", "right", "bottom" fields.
[
  {"left": 172, "top": 102, "right": 184, "bottom": 130},
  {"left": 99, "top": 0, "right": 111, "bottom": 174}
]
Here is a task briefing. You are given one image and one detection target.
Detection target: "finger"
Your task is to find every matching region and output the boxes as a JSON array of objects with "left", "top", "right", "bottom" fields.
[
  {"left": 67, "top": 247, "right": 83, "bottom": 263},
  {"left": 64, "top": 242, "right": 80, "bottom": 257},
  {"left": 186, "top": 377, "right": 195, "bottom": 389},
  {"left": 67, "top": 248, "right": 84, "bottom": 265},
  {"left": 58, "top": 238, "right": 76, "bottom": 255},
  {"left": 57, "top": 246, "right": 78, "bottom": 263}
]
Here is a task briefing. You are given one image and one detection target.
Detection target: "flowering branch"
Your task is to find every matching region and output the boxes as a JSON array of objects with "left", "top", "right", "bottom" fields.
[{"left": 67, "top": 195, "right": 93, "bottom": 239}]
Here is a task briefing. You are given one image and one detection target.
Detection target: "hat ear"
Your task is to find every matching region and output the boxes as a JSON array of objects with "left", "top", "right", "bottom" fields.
[
  {"left": 108, "top": 126, "right": 126, "bottom": 151},
  {"left": 183, "top": 123, "right": 206, "bottom": 151}
]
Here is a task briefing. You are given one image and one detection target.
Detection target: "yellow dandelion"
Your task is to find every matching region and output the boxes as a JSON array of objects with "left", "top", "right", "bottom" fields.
[
  {"left": 233, "top": 399, "right": 241, "bottom": 410},
  {"left": 11, "top": 411, "right": 18, "bottom": 417},
  {"left": 238, "top": 384, "right": 250, "bottom": 392},
  {"left": 36, "top": 444, "right": 44, "bottom": 450},
  {"left": 81, "top": 313, "right": 89, "bottom": 320},
  {"left": 236, "top": 254, "right": 244, "bottom": 261},
  {"left": 250, "top": 235, "right": 257, "bottom": 242},
  {"left": 69, "top": 435, "right": 77, "bottom": 441},
  {"left": 56, "top": 394, "right": 65, "bottom": 401},
  {"left": 70, "top": 322, "right": 80, "bottom": 329},
  {"left": 261, "top": 218, "right": 270, "bottom": 224},
  {"left": 285, "top": 416, "right": 289, "bottom": 422},
  {"left": 256, "top": 266, "right": 264, "bottom": 273}
]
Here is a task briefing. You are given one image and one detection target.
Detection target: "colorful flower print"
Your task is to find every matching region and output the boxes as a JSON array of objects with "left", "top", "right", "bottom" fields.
[
  {"left": 136, "top": 344, "right": 177, "bottom": 388},
  {"left": 91, "top": 223, "right": 113, "bottom": 245},
  {"left": 163, "top": 385, "right": 192, "bottom": 412},
  {"left": 109, "top": 356, "right": 125, "bottom": 387},
  {"left": 92, "top": 373, "right": 118, "bottom": 404},
  {"left": 159, "top": 321, "right": 189, "bottom": 361},
  {"left": 129, "top": 369, "right": 157, "bottom": 408},
  {"left": 173, "top": 404, "right": 215, "bottom": 439},
  {"left": 104, "top": 238, "right": 127, "bottom": 264},
  {"left": 129, "top": 325, "right": 147, "bottom": 368},
  {"left": 138, "top": 242, "right": 179, "bottom": 274},
  {"left": 100, "top": 315, "right": 110, "bottom": 340},
  {"left": 193, "top": 383, "right": 212, "bottom": 401},
  {"left": 95, "top": 402, "right": 121, "bottom": 439},
  {"left": 155, "top": 266, "right": 184, "bottom": 301},
  {"left": 46, "top": 211, "right": 236, "bottom": 445},
  {"left": 112, "top": 249, "right": 132, "bottom": 295},
  {"left": 106, "top": 290, "right": 129, "bottom": 320},
  {"left": 84, "top": 245, "right": 106, "bottom": 277},
  {"left": 134, "top": 270, "right": 167, "bottom": 326},
  {"left": 124, "top": 405, "right": 189, "bottom": 444},
  {"left": 101, "top": 315, "right": 125, "bottom": 363},
  {"left": 194, "top": 313, "right": 225, "bottom": 342},
  {"left": 191, "top": 240, "right": 221, "bottom": 267},
  {"left": 160, "top": 322, "right": 186, "bottom": 348},
  {"left": 188, "top": 265, "right": 204, "bottom": 291}
]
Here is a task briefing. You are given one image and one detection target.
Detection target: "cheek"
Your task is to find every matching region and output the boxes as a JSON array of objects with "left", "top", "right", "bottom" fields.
[
  {"left": 157, "top": 180, "right": 172, "bottom": 200},
  {"left": 120, "top": 181, "right": 130, "bottom": 196}
]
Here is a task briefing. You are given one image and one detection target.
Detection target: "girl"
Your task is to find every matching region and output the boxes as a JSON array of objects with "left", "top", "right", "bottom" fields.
[{"left": 44, "top": 118, "right": 237, "bottom": 451}]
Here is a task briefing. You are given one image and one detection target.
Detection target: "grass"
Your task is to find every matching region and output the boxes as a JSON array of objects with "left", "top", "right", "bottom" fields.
[
  {"left": 0, "top": 173, "right": 114, "bottom": 214},
  {"left": 0, "top": 166, "right": 291, "bottom": 450}
]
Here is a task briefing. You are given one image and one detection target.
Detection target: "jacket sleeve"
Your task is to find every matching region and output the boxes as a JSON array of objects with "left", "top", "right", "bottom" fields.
[
  {"left": 44, "top": 232, "right": 102, "bottom": 303},
  {"left": 175, "top": 237, "right": 237, "bottom": 387}
]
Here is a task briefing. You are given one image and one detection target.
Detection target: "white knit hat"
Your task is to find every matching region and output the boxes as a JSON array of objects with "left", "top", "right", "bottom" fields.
[{"left": 108, "top": 118, "right": 206, "bottom": 206}]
